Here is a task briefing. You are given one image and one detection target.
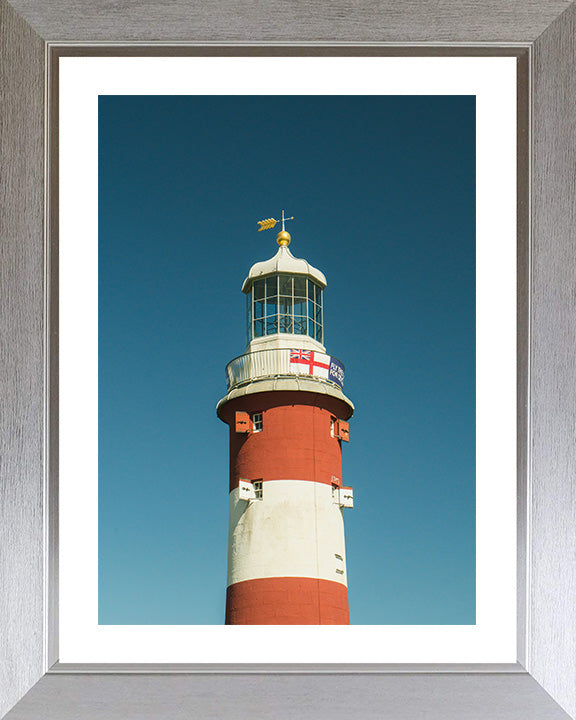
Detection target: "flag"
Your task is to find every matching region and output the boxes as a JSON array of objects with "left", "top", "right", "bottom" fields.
[{"left": 290, "top": 349, "right": 331, "bottom": 380}]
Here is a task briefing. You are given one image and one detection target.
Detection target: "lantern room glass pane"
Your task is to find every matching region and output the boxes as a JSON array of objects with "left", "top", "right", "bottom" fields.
[
  {"left": 309, "top": 279, "right": 323, "bottom": 304},
  {"left": 254, "top": 300, "right": 264, "bottom": 319},
  {"left": 254, "top": 279, "right": 265, "bottom": 300},
  {"left": 307, "top": 280, "right": 322, "bottom": 308},
  {"left": 254, "top": 319, "right": 265, "bottom": 337},
  {"left": 279, "top": 314, "right": 293, "bottom": 333},
  {"left": 247, "top": 293, "right": 252, "bottom": 343},
  {"left": 294, "top": 276, "right": 306, "bottom": 297},
  {"left": 279, "top": 296, "right": 292, "bottom": 314},
  {"left": 293, "top": 297, "right": 306, "bottom": 315},
  {"left": 246, "top": 295, "right": 252, "bottom": 343},
  {"left": 266, "top": 316, "right": 278, "bottom": 334},
  {"left": 293, "top": 316, "right": 307, "bottom": 334},
  {"left": 279, "top": 274, "right": 292, "bottom": 295},
  {"left": 265, "top": 296, "right": 277, "bottom": 317},
  {"left": 266, "top": 276, "right": 277, "bottom": 297}
]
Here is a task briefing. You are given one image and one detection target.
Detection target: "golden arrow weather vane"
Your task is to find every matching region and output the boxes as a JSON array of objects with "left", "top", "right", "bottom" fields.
[
  {"left": 257, "top": 210, "right": 294, "bottom": 246},
  {"left": 257, "top": 210, "right": 294, "bottom": 232},
  {"left": 257, "top": 217, "right": 278, "bottom": 231}
]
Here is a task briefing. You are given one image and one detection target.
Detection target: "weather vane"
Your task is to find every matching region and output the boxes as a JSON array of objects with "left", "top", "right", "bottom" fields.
[
  {"left": 257, "top": 210, "right": 294, "bottom": 247},
  {"left": 257, "top": 210, "right": 295, "bottom": 233}
]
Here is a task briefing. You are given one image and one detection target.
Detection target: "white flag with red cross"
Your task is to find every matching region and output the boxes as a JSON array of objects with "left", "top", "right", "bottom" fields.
[{"left": 289, "top": 349, "right": 331, "bottom": 380}]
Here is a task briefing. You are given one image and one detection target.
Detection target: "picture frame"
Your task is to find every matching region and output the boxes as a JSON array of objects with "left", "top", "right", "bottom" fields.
[{"left": 1, "top": 2, "right": 574, "bottom": 718}]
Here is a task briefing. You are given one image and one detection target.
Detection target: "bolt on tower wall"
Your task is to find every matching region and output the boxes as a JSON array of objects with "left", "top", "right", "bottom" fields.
[{"left": 217, "top": 214, "right": 354, "bottom": 625}]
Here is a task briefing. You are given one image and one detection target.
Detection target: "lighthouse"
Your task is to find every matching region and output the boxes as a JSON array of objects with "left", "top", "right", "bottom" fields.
[{"left": 217, "top": 212, "right": 354, "bottom": 625}]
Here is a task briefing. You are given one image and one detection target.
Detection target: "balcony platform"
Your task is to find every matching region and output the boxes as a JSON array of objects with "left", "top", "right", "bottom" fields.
[{"left": 217, "top": 348, "right": 354, "bottom": 418}]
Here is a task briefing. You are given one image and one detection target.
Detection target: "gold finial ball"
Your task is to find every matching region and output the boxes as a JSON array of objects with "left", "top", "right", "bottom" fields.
[{"left": 277, "top": 230, "right": 291, "bottom": 246}]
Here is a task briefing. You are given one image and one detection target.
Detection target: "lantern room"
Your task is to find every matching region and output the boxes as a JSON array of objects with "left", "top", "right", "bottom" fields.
[
  {"left": 242, "top": 242, "right": 327, "bottom": 353},
  {"left": 246, "top": 272, "right": 324, "bottom": 343}
]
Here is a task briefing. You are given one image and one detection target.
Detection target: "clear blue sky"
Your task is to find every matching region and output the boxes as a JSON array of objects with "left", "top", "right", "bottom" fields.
[{"left": 98, "top": 95, "right": 475, "bottom": 625}]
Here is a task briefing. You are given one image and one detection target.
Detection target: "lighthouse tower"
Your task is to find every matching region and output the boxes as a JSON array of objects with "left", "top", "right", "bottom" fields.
[{"left": 217, "top": 213, "right": 354, "bottom": 625}]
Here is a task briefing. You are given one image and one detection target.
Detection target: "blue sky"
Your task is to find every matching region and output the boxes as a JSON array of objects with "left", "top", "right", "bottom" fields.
[{"left": 98, "top": 95, "right": 475, "bottom": 625}]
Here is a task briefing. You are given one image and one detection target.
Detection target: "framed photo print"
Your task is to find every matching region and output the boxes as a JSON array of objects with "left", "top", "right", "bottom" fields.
[{"left": 1, "top": 3, "right": 575, "bottom": 719}]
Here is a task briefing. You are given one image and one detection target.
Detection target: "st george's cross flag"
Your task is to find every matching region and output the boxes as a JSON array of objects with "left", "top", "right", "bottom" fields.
[
  {"left": 289, "top": 349, "right": 345, "bottom": 388},
  {"left": 289, "top": 349, "right": 330, "bottom": 379}
]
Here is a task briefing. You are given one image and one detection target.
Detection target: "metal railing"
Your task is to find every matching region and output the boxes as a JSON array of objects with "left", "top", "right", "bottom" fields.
[{"left": 225, "top": 348, "right": 345, "bottom": 391}]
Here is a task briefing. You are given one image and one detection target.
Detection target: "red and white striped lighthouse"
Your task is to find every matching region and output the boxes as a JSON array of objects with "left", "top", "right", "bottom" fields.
[{"left": 217, "top": 213, "right": 354, "bottom": 625}]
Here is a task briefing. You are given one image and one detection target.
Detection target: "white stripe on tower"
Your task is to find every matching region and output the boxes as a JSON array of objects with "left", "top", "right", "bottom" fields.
[{"left": 227, "top": 480, "right": 347, "bottom": 587}]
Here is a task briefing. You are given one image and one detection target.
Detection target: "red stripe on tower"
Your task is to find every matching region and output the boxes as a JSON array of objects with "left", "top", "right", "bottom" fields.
[{"left": 226, "top": 577, "right": 350, "bottom": 625}]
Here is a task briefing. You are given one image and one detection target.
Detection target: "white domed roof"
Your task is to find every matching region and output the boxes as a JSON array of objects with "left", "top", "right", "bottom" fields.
[{"left": 241, "top": 246, "right": 327, "bottom": 293}]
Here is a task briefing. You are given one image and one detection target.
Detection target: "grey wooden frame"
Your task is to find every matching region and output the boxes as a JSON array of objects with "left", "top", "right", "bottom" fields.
[{"left": 1, "top": 2, "right": 575, "bottom": 718}]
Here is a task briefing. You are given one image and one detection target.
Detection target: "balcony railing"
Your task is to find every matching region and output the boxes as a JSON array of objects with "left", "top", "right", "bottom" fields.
[{"left": 225, "top": 348, "right": 345, "bottom": 392}]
